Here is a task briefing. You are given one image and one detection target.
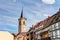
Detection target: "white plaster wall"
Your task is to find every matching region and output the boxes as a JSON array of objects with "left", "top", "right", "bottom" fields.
[{"left": 0, "top": 31, "right": 14, "bottom": 40}]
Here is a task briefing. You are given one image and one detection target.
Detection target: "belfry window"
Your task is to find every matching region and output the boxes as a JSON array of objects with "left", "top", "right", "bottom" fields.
[{"left": 23, "top": 21, "right": 25, "bottom": 25}]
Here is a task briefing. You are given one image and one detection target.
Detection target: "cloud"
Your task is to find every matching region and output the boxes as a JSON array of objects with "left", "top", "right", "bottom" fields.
[{"left": 42, "top": 0, "right": 55, "bottom": 4}]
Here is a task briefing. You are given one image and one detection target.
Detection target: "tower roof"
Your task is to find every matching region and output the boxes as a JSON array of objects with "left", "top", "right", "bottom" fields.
[
  {"left": 18, "top": 9, "right": 27, "bottom": 20},
  {"left": 21, "top": 9, "right": 23, "bottom": 18}
]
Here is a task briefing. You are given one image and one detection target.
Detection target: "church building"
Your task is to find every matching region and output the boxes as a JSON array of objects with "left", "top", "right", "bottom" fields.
[{"left": 13, "top": 10, "right": 27, "bottom": 40}]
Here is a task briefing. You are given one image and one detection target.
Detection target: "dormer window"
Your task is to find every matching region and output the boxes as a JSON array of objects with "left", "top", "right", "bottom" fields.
[{"left": 40, "top": 25, "right": 43, "bottom": 28}]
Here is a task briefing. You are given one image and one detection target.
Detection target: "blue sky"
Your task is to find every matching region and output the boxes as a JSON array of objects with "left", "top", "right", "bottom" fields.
[{"left": 0, "top": 0, "right": 60, "bottom": 34}]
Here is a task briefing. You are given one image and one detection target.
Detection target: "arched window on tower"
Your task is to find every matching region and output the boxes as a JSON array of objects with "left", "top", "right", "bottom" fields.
[{"left": 23, "top": 21, "right": 25, "bottom": 25}]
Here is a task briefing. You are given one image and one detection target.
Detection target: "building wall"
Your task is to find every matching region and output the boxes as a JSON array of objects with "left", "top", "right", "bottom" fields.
[
  {"left": 50, "top": 22, "right": 60, "bottom": 40},
  {"left": 0, "top": 31, "right": 14, "bottom": 40}
]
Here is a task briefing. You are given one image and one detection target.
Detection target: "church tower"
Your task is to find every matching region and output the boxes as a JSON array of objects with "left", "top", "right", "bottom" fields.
[{"left": 18, "top": 10, "right": 27, "bottom": 33}]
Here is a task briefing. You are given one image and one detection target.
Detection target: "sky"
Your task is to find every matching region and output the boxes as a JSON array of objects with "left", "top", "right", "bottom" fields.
[{"left": 0, "top": 0, "right": 60, "bottom": 34}]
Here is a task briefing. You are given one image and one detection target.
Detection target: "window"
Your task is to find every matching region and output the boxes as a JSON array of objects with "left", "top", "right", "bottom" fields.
[
  {"left": 23, "top": 21, "right": 25, "bottom": 25},
  {"left": 50, "top": 32, "right": 52, "bottom": 37},
  {"left": 40, "top": 25, "right": 43, "bottom": 28},
  {"left": 38, "top": 35, "right": 41, "bottom": 39},
  {"left": 35, "top": 27, "right": 38, "bottom": 30},
  {"left": 55, "top": 23, "right": 59, "bottom": 29},
  {"left": 57, "top": 30, "right": 60, "bottom": 35},
  {"left": 58, "top": 22, "right": 60, "bottom": 26},
  {"left": 19, "top": 22, "right": 21, "bottom": 25},
  {"left": 55, "top": 23, "right": 58, "bottom": 26},
  {"left": 56, "top": 30, "right": 60, "bottom": 38},
  {"left": 59, "top": 17, "right": 60, "bottom": 20},
  {"left": 52, "top": 31, "right": 56, "bottom": 38},
  {"left": 51, "top": 24, "right": 55, "bottom": 30}
]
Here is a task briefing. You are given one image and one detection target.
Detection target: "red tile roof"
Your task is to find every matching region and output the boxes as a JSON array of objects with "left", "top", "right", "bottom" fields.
[{"left": 12, "top": 34, "right": 18, "bottom": 37}]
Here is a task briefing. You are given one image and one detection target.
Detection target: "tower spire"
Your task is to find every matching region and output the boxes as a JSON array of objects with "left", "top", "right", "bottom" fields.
[{"left": 21, "top": 9, "right": 23, "bottom": 18}]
